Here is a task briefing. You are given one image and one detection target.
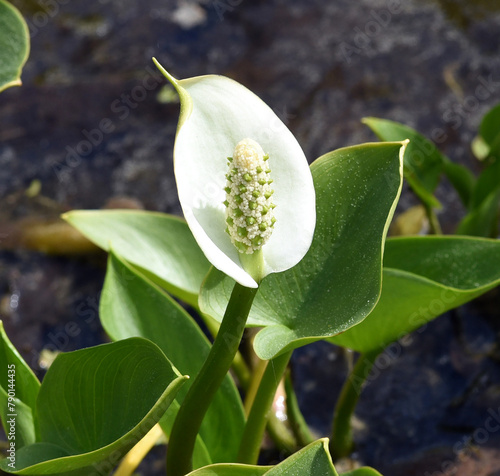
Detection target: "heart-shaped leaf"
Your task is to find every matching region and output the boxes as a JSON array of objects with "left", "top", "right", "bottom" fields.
[
  {"left": 363, "top": 117, "right": 475, "bottom": 208},
  {"left": 187, "top": 439, "right": 342, "bottom": 476},
  {"left": 0, "top": 0, "right": 29, "bottom": 92},
  {"left": 328, "top": 236, "right": 500, "bottom": 353},
  {"left": 63, "top": 210, "right": 211, "bottom": 307},
  {"left": 200, "top": 142, "right": 405, "bottom": 359},
  {"left": 0, "top": 338, "right": 187, "bottom": 474},
  {"left": 99, "top": 251, "right": 245, "bottom": 467},
  {"left": 0, "top": 321, "right": 40, "bottom": 448}
]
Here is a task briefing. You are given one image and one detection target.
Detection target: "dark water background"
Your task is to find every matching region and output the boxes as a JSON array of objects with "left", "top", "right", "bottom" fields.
[{"left": 1, "top": 0, "right": 500, "bottom": 474}]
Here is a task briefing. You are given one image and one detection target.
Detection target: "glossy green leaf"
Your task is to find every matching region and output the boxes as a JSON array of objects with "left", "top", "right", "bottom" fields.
[
  {"left": 187, "top": 439, "right": 340, "bottom": 476},
  {"left": 328, "top": 236, "right": 500, "bottom": 353},
  {"left": 187, "top": 464, "right": 268, "bottom": 476},
  {"left": 63, "top": 210, "right": 211, "bottom": 307},
  {"left": 0, "top": 0, "right": 29, "bottom": 92},
  {"left": 363, "top": 117, "right": 477, "bottom": 207},
  {"left": 342, "top": 469, "right": 383, "bottom": 476},
  {"left": 458, "top": 157, "right": 500, "bottom": 237},
  {"left": 441, "top": 159, "right": 476, "bottom": 209},
  {"left": 0, "top": 321, "right": 40, "bottom": 448},
  {"left": 457, "top": 187, "right": 500, "bottom": 237},
  {"left": 100, "top": 252, "right": 245, "bottom": 466},
  {"left": 478, "top": 103, "right": 500, "bottom": 157},
  {"left": 362, "top": 117, "right": 444, "bottom": 208},
  {"left": 0, "top": 338, "right": 187, "bottom": 474},
  {"left": 471, "top": 157, "right": 500, "bottom": 207},
  {"left": 200, "top": 142, "right": 405, "bottom": 359}
]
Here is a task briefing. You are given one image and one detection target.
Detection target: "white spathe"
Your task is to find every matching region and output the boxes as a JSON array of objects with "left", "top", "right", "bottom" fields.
[{"left": 154, "top": 59, "right": 316, "bottom": 288}]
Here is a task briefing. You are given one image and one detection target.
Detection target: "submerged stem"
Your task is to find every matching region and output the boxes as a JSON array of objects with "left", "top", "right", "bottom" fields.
[
  {"left": 237, "top": 350, "right": 293, "bottom": 464},
  {"left": 166, "top": 282, "right": 258, "bottom": 476},
  {"left": 330, "top": 350, "right": 380, "bottom": 460}
]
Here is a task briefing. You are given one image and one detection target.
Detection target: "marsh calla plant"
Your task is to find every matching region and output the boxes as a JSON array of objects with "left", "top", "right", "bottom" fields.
[
  {"left": 6, "top": 53, "right": 500, "bottom": 476},
  {"left": 153, "top": 58, "right": 315, "bottom": 288}
]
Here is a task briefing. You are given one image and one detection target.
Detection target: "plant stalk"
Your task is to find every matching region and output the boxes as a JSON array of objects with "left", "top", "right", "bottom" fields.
[
  {"left": 330, "top": 350, "right": 380, "bottom": 460},
  {"left": 237, "top": 350, "right": 293, "bottom": 464},
  {"left": 424, "top": 203, "right": 442, "bottom": 235},
  {"left": 166, "top": 282, "right": 258, "bottom": 476},
  {"left": 284, "top": 370, "right": 314, "bottom": 448},
  {"left": 266, "top": 412, "right": 297, "bottom": 454},
  {"left": 202, "top": 311, "right": 252, "bottom": 390}
]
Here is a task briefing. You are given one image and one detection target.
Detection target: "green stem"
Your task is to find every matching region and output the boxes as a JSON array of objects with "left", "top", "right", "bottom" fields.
[
  {"left": 201, "top": 311, "right": 252, "bottom": 391},
  {"left": 166, "top": 283, "right": 258, "bottom": 476},
  {"left": 266, "top": 412, "right": 297, "bottom": 454},
  {"left": 237, "top": 350, "right": 293, "bottom": 464},
  {"left": 232, "top": 349, "right": 252, "bottom": 391},
  {"left": 284, "top": 370, "right": 314, "bottom": 448},
  {"left": 244, "top": 340, "right": 297, "bottom": 454},
  {"left": 424, "top": 203, "right": 442, "bottom": 235},
  {"left": 244, "top": 357, "right": 268, "bottom": 415},
  {"left": 330, "top": 350, "right": 380, "bottom": 460}
]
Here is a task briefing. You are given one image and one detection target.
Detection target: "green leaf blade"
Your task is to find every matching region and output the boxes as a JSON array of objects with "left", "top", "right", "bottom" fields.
[
  {"left": 342, "top": 468, "right": 383, "bottom": 476},
  {"left": 0, "top": 322, "right": 40, "bottom": 448},
  {"left": 0, "top": 338, "right": 187, "bottom": 474},
  {"left": 328, "top": 236, "right": 500, "bottom": 353},
  {"left": 478, "top": 103, "right": 500, "bottom": 158},
  {"left": 201, "top": 142, "right": 406, "bottom": 359},
  {"left": 362, "top": 117, "right": 444, "bottom": 208},
  {"left": 0, "top": 0, "right": 30, "bottom": 92},
  {"left": 186, "top": 439, "right": 343, "bottom": 476},
  {"left": 63, "top": 210, "right": 211, "bottom": 307},
  {"left": 100, "top": 251, "right": 245, "bottom": 466}
]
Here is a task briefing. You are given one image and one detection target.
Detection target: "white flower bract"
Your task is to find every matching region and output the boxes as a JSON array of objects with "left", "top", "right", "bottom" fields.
[{"left": 154, "top": 58, "right": 316, "bottom": 288}]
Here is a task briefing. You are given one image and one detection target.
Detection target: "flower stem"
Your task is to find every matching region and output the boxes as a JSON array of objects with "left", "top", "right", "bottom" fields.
[
  {"left": 201, "top": 311, "right": 252, "bottom": 390},
  {"left": 284, "top": 370, "right": 314, "bottom": 448},
  {"left": 330, "top": 350, "right": 379, "bottom": 460},
  {"left": 237, "top": 350, "right": 293, "bottom": 464},
  {"left": 424, "top": 203, "right": 442, "bottom": 235},
  {"left": 266, "top": 412, "right": 297, "bottom": 454},
  {"left": 166, "top": 282, "right": 258, "bottom": 476},
  {"left": 244, "top": 356, "right": 268, "bottom": 415}
]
